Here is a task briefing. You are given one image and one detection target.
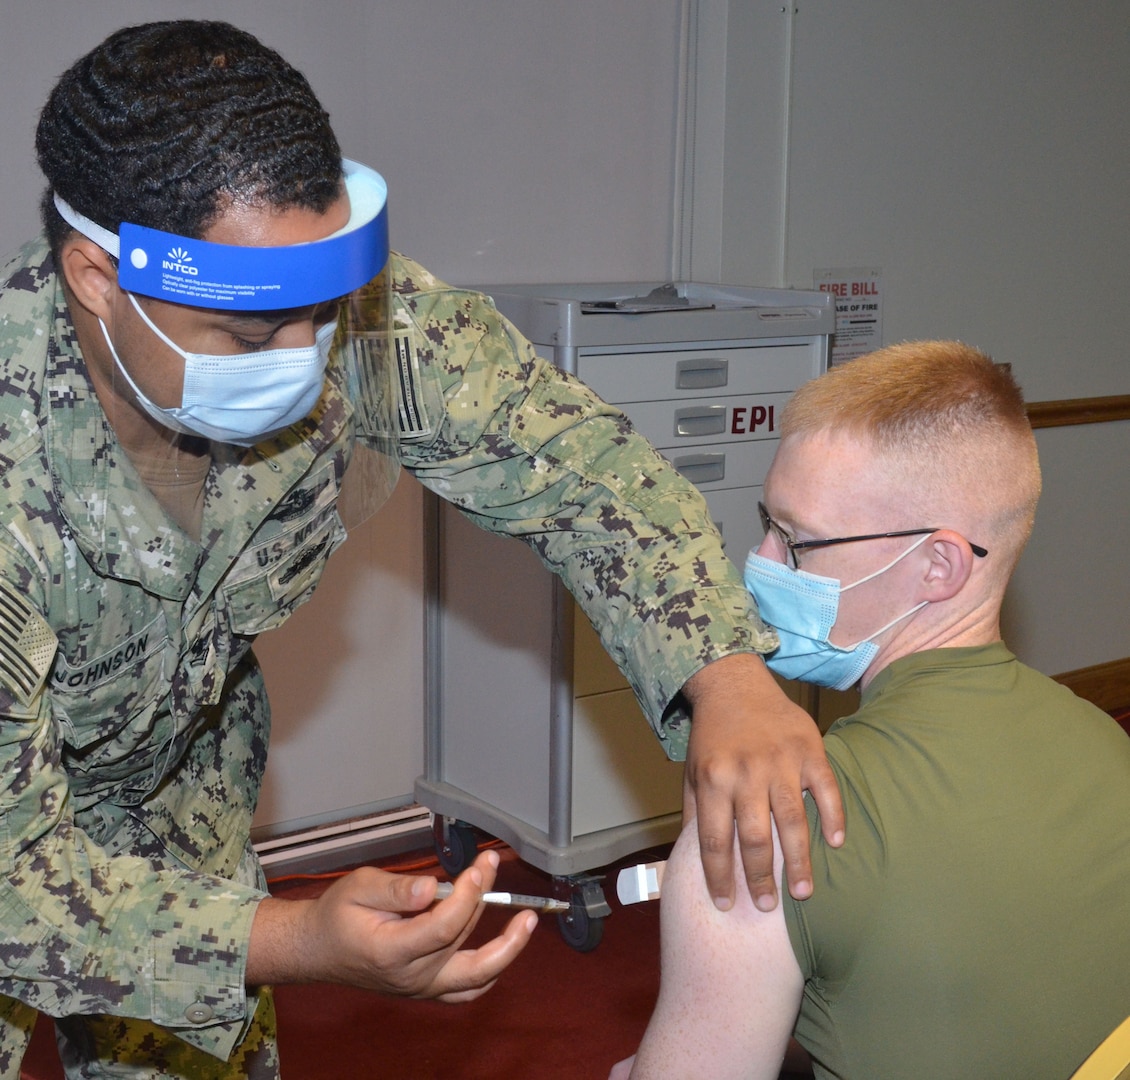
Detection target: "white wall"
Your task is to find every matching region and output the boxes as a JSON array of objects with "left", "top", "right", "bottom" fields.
[
  {"left": 709, "top": 1, "right": 1130, "bottom": 675},
  {"left": 1, "top": 1, "right": 690, "bottom": 832},
  {"left": 0, "top": 1, "right": 686, "bottom": 282}
]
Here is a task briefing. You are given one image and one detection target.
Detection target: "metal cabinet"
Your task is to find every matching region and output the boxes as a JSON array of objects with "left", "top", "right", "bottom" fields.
[{"left": 415, "top": 281, "right": 832, "bottom": 946}]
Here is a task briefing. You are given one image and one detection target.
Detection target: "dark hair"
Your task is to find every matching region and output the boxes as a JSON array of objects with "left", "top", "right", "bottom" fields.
[{"left": 36, "top": 20, "right": 343, "bottom": 257}]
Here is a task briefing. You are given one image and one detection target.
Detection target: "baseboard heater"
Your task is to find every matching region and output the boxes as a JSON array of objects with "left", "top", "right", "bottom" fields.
[{"left": 254, "top": 804, "right": 434, "bottom": 877}]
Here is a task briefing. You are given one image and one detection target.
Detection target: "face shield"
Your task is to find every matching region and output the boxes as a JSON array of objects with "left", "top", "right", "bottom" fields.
[{"left": 54, "top": 159, "right": 399, "bottom": 527}]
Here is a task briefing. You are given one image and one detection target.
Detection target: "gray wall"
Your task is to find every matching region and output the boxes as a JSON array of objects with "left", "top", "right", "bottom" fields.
[
  {"left": 0, "top": 1, "right": 685, "bottom": 280},
  {"left": 4, "top": 2, "right": 1126, "bottom": 833},
  {"left": 1, "top": 1, "right": 690, "bottom": 832},
  {"left": 704, "top": 1, "right": 1129, "bottom": 674}
]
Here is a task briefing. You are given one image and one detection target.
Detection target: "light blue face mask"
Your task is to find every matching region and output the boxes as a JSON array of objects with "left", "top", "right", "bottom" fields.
[
  {"left": 99, "top": 293, "right": 337, "bottom": 446},
  {"left": 743, "top": 533, "right": 931, "bottom": 690}
]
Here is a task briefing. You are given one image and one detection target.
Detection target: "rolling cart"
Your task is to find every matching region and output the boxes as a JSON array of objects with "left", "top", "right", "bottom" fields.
[{"left": 416, "top": 280, "right": 832, "bottom": 949}]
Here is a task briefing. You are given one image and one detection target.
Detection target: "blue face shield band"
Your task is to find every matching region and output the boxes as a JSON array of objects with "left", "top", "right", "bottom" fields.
[
  {"left": 743, "top": 533, "right": 931, "bottom": 690},
  {"left": 54, "top": 159, "right": 389, "bottom": 309}
]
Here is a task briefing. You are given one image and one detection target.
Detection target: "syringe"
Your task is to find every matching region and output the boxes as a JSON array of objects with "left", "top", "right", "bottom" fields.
[{"left": 433, "top": 880, "right": 571, "bottom": 913}]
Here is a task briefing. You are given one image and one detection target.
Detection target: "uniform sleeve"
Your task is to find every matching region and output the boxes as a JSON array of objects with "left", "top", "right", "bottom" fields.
[
  {"left": 391, "top": 257, "right": 778, "bottom": 757},
  {"left": 0, "top": 557, "right": 264, "bottom": 1062}
]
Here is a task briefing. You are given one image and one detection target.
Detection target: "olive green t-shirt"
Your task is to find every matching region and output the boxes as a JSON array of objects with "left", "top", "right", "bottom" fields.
[{"left": 784, "top": 643, "right": 1130, "bottom": 1079}]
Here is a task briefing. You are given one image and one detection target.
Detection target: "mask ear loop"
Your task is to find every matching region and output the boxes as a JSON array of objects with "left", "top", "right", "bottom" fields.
[
  {"left": 840, "top": 532, "right": 933, "bottom": 592},
  {"left": 843, "top": 599, "right": 929, "bottom": 650},
  {"left": 127, "top": 292, "right": 192, "bottom": 360},
  {"left": 97, "top": 313, "right": 195, "bottom": 439},
  {"left": 98, "top": 316, "right": 155, "bottom": 405},
  {"left": 59, "top": 205, "right": 200, "bottom": 453},
  {"left": 97, "top": 294, "right": 210, "bottom": 518},
  {"left": 839, "top": 532, "right": 933, "bottom": 648}
]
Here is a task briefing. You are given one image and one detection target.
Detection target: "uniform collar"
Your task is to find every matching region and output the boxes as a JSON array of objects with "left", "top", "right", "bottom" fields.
[{"left": 861, "top": 642, "right": 1016, "bottom": 708}]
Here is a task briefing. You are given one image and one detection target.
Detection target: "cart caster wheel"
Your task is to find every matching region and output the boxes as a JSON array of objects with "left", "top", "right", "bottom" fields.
[
  {"left": 435, "top": 821, "right": 478, "bottom": 876},
  {"left": 557, "top": 901, "right": 604, "bottom": 952}
]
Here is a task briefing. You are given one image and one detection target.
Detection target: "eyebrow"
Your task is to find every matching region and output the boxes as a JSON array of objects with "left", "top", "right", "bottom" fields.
[
  {"left": 215, "top": 307, "right": 318, "bottom": 330},
  {"left": 763, "top": 497, "right": 806, "bottom": 535}
]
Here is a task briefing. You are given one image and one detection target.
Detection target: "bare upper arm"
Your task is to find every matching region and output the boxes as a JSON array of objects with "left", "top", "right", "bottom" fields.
[{"left": 625, "top": 819, "right": 804, "bottom": 1080}]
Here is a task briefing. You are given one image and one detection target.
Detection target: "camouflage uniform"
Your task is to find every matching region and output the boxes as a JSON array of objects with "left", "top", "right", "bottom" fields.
[{"left": 0, "top": 237, "right": 774, "bottom": 1078}]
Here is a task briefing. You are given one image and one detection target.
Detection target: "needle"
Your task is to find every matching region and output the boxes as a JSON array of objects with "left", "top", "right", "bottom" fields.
[{"left": 433, "top": 880, "right": 572, "bottom": 913}]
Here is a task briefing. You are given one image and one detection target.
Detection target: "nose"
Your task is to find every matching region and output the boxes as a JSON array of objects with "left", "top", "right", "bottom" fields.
[
  {"left": 281, "top": 325, "right": 317, "bottom": 348},
  {"left": 314, "top": 299, "right": 341, "bottom": 330},
  {"left": 273, "top": 318, "right": 332, "bottom": 351},
  {"left": 757, "top": 531, "right": 787, "bottom": 565}
]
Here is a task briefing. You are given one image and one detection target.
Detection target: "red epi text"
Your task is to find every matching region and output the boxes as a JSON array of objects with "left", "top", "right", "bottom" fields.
[{"left": 730, "top": 404, "right": 775, "bottom": 435}]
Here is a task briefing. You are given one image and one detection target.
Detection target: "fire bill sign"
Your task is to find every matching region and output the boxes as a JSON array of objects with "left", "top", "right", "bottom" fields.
[{"left": 814, "top": 267, "right": 883, "bottom": 367}]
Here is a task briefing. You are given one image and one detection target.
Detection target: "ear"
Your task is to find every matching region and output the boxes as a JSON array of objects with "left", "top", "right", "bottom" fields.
[
  {"left": 917, "top": 529, "right": 976, "bottom": 603},
  {"left": 58, "top": 237, "right": 119, "bottom": 323}
]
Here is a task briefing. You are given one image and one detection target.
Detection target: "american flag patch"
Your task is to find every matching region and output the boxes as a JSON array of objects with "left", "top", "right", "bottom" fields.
[
  {"left": 0, "top": 581, "right": 57, "bottom": 707},
  {"left": 395, "top": 331, "right": 433, "bottom": 440}
]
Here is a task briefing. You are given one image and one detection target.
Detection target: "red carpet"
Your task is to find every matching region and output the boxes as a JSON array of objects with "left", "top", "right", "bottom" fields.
[
  {"left": 269, "top": 845, "right": 666, "bottom": 1079},
  {"left": 20, "top": 840, "right": 817, "bottom": 1078},
  {"left": 20, "top": 843, "right": 669, "bottom": 1080}
]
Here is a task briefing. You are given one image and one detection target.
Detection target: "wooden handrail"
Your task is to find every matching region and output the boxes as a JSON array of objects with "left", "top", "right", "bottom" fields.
[
  {"left": 1026, "top": 395, "right": 1130, "bottom": 429},
  {"left": 1030, "top": 399, "right": 1129, "bottom": 714},
  {"left": 1052, "top": 657, "right": 1130, "bottom": 715}
]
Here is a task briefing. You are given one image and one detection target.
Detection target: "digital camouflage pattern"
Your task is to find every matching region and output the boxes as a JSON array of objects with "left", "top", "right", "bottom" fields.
[
  {"left": 0, "top": 237, "right": 774, "bottom": 1077},
  {"left": 390, "top": 260, "right": 776, "bottom": 754}
]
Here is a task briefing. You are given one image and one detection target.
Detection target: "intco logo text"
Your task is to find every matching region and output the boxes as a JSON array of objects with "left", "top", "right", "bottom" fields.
[{"left": 163, "top": 246, "right": 198, "bottom": 275}]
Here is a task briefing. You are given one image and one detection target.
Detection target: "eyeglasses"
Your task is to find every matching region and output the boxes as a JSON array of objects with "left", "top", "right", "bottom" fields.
[{"left": 758, "top": 501, "right": 988, "bottom": 570}]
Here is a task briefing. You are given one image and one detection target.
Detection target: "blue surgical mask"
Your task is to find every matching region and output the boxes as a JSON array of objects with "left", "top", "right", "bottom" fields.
[
  {"left": 743, "top": 534, "right": 931, "bottom": 690},
  {"left": 99, "top": 292, "right": 336, "bottom": 446}
]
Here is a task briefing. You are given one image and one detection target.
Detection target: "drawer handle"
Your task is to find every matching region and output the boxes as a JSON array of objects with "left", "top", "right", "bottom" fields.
[
  {"left": 675, "top": 357, "right": 729, "bottom": 389},
  {"left": 674, "top": 405, "right": 726, "bottom": 438},
  {"left": 673, "top": 452, "right": 726, "bottom": 485}
]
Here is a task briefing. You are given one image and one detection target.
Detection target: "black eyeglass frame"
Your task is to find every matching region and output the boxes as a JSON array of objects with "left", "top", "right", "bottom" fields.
[{"left": 757, "top": 501, "right": 988, "bottom": 570}]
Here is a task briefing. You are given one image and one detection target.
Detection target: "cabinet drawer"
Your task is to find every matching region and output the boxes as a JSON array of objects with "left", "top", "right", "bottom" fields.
[
  {"left": 618, "top": 390, "right": 792, "bottom": 450},
  {"left": 571, "top": 688, "right": 683, "bottom": 838},
  {"left": 667, "top": 440, "right": 777, "bottom": 493},
  {"left": 575, "top": 342, "right": 820, "bottom": 404}
]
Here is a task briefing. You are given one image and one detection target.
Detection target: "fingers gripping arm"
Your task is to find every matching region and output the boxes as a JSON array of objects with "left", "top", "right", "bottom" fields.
[{"left": 681, "top": 653, "right": 844, "bottom": 912}]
